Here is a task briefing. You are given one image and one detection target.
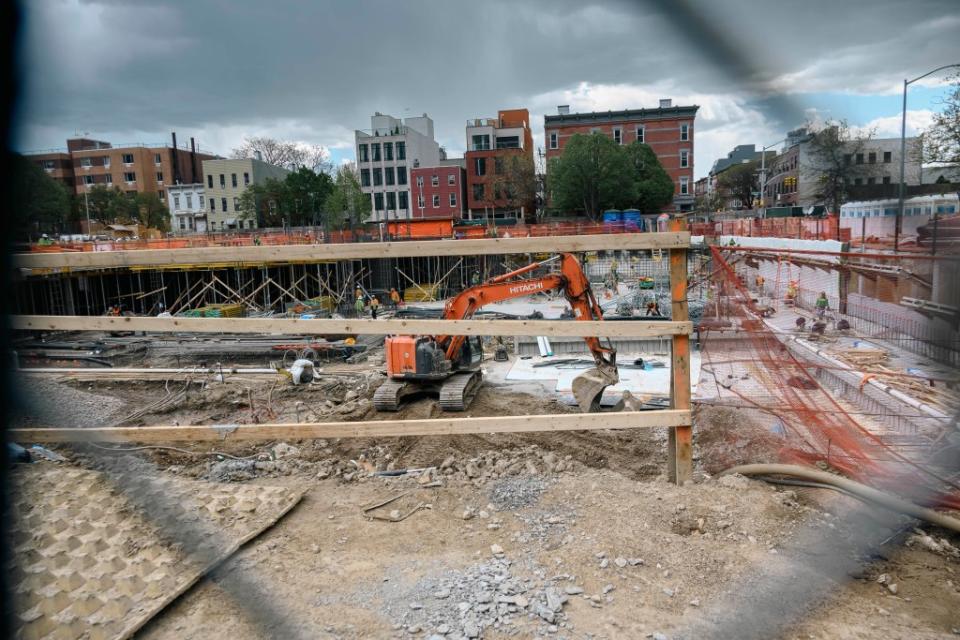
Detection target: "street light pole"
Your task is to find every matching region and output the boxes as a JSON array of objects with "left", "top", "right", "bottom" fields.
[
  {"left": 894, "top": 62, "right": 960, "bottom": 252},
  {"left": 84, "top": 185, "right": 92, "bottom": 237},
  {"left": 758, "top": 139, "right": 786, "bottom": 218}
]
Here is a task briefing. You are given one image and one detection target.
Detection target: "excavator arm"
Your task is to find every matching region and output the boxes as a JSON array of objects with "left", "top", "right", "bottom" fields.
[{"left": 438, "top": 253, "right": 619, "bottom": 411}]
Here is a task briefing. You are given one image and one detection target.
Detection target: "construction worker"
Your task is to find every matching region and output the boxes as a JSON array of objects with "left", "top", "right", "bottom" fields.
[
  {"left": 370, "top": 296, "right": 380, "bottom": 319},
  {"left": 645, "top": 300, "right": 661, "bottom": 316},
  {"left": 815, "top": 291, "right": 829, "bottom": 319},
  {"left": 470, "top": 270, "right": 481, "bottom": 286},
  {"left": 354, "top": 293, "right": 365, "bottom": 318},
  {"left": 755, "top": 275, "right": 765, "bottom": 291},
  {"left": 389, "top": 287, "right": 401, "bottom": 308}
]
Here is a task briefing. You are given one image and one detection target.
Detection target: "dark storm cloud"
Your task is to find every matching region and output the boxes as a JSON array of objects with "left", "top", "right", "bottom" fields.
[{"left": 15, "top": 0, "right": 960, "bottom": 165}]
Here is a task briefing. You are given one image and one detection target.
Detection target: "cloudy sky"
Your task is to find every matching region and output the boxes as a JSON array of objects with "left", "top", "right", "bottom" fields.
[{"left": 13, "top": 0, "right": 959, "bottom": 178}]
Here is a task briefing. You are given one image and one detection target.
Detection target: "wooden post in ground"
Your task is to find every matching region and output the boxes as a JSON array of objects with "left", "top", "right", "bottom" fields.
[{"left": 668, "top": 218, "right": 693, "bottom": 484}]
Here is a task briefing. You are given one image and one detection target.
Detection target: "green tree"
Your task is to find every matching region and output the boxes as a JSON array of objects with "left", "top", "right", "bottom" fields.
[
  {"left": 717, "top": 160, "right": 759, "bottom": 209},
  {"left": 237, "top": 178, "right": 287, "bottom": 227},
  {"left": 284, "top": 166, "right": 334, "bottom": 226},
  {"left": 625, "top": 142, "right": 674, "bottom": 214},
  {"left": 134, "top": 193, "right": 170, "bottom": 231},
  {"left": 10, "top": 154, "right": 71, "bottom": 239},
  {"left": 323, "top": 164, "right": 370, "bottom": 228},
  {"left": 922, "top": 73, "right": 960, "bottom": 164},
  {"left": 82, "top": 185, "right": 129, "bottom": 225},
  {"left": 492, "top": 155, "right": 537, "bottom": 216},
  {"left": 547, "top": 133, "right": 636, "bottom": 220}
]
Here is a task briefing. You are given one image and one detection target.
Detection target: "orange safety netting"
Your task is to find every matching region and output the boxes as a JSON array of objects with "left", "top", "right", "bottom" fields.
[{"left": 701, "top": 245, "right": 960, "bottom": 510}]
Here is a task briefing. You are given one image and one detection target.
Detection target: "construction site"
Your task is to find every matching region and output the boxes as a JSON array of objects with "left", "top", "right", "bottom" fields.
[{"left": 7, "top": 226, "right": 960, "bottom": 640}]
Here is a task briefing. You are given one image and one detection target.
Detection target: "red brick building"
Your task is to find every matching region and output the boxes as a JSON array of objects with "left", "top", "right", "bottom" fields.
[
  {"left": 410, "top": 161, "right": 466, "bottom": 220},
  {"left": 465, "top": 108, "right": 535, "bottom": 222},
  {"left": 544, "top": 100, "right": 699, "bottom": 212},
  {"left": 28, "top": 135, "right": 217, "bottom": 200}
]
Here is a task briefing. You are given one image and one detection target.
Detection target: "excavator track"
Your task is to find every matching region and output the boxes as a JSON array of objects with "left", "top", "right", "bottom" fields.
[
  {"left": 438, "top": 371, "right": 483, "bottom": 411},
  {"left": 373, "top": 378, "right": 412, "bottom": 411}
]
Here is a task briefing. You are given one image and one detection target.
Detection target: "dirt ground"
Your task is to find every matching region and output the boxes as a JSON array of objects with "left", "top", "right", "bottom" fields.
[{"left": 11, "top": 360, "right": 960, "bottom": 639}]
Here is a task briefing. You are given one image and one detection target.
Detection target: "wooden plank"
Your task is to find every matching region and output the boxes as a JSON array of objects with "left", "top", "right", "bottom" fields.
[
  {"left": 13, "top": 233, "right": 691, "bottom": 270},
  {"left": 12, "top": 410, "right": 693, "bottom": 443},
  {"left": 11, "top": 315, "right": 692, "bottom": 338},
  {"left": 668, "top": 219, "right": 693, "bottom": 485}
]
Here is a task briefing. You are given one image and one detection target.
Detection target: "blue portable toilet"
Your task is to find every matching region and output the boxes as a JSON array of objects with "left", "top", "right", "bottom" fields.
[
  {"left": 602, "top": 210, "right": 622, "bottom": 225},
  {"left": 622, "top": 209, "right": 641, "bottom": 230}
]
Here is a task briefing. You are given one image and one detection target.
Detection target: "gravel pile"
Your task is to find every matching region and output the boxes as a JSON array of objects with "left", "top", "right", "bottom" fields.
[
  {"left": 487, "top": 476, "right": 549, "bottom": 511},
  {"left": 381, "top": 551, "right": 577, "bottom": 639}
]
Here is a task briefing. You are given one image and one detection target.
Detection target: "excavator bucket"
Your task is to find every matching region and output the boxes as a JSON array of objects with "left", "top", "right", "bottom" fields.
[{"left": 571, "top": 363, "right": 620, "bottom": 412}]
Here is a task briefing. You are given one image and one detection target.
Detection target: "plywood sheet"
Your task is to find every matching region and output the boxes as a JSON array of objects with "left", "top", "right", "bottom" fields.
[{"left": 9, "top": 464, "right": 304, "bottom": 640}]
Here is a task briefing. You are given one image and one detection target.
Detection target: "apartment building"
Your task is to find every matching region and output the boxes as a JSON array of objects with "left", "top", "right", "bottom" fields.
[
  {"left": 28, "top": 135, "right": 216, "bottom": 200},
  {"left": 464, "top": 108, "right": 535, "bottom": 222},
  {"left": 201, "top": 158, "right": 290, "bottom": 230},
  {"left": 544, "top": 100, "right": 699, "bottom": 211},
  {"left": 355, "top": 113, "right": 443, "bottom": 222},
  {"left": 410, "top": 159, "right": 466, "bottom": 220},
  {"left": 166, "top": 183, "right": 206, "bottom": 232}
]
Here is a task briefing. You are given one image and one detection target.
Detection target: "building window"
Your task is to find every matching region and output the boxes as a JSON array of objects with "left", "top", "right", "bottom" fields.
[
  {"left": 680, "top": 123, "right": 689, "bottom": 141},
  {"left": 417, "top": 194, "right": 425, "bottom": 209},
  {"left": 244, "top": 172, "right": 250, "bottom": 185},
  {"left": 882, "top": 176, "right": 891, "bottom": 184},
  {"left": 358, "top": 144, "right": 369, "bottom": 162},
  {"left": 103, "top": 156, "right": 111, "bottom": 168},
  {"left": 231, "top": 173, "right": 237, "bottom": 187},
  {"left": 854, "top": 178, "right": 863, "bottom": 185},
  {"left": 233, "top": 197, "right": 240, "bottom": 211},
  {"left": 360, "top": 169, "right": 371, "bottom": 187},
  {"left": 472, "top": 135, "right": 490, "bottom": 151},
  {"left": 868, "top": 152, "right": 876, "bottom": 164},
  {"left": 448, "top": 173, "right": 455, "bottom": 186},
  {"left": 186, "top": 195, "right": 192, "bottom": 209},
  {"left": 156, "top": 172, "right": 163, "bottom": 182},
  {"left": 549, "top": 132, "right": 558, "bottom": 149},
  {"left": 372, "top": 143, "right": 381, "bottom": 161},
  {"left": 83, "top": 175, "right": 94, "bottom": 185},
  {"left": 122, "top": 153, "right": 134, "bottom": 164},
  {"left": 679, "top": 176, "right": 689, "bottom": 195},
  {"left": 42, "top": 160, "right": 55, "bottom": 170},
  {"left": 883, "top": 151, "right": 892, "bottom": 163},
  {"left": 431, "top": 174, "right": 439, "bottom": 187},
  {"left": 221, "top": 197, "right": 228, "bottom": 211},
  {"left": 449, "top": 192, "right": 457, "bottom": 207},
  {"left": 124, "top": 172, "right": 136, "bottom": 183},
  {"left": 636, "top": 126, "right": 645, "bottom": 143},
  {"left": 855, "top": 153, "right": 864, "bottom": 164},
  {"left": 153, "top": 153, "right": 161, "bottom": 165},
  {"left": 219, "top": 174, "right": 225, "bottom": 187},
  {"left": 475, "top": 157, "right": 486, "bottom": 176},
  {"left": 384, "top": 142, "right": 393, "bottom": 161},
  {"left": 374, "top": 192, "right": 384, "bottom": 210},
  {"left": 398, "top": 192, "right": 408, "bottom": 210},
  {"left": 207, "top": 174, "right": 213, "bottom": 188},
  {"left": 432, "top": 194, "right": 440, "bottom": 208},
  {"left": 496, "top": 136, "right": 520, "bottom": 150},
  {"left": 386, "top": 192, "right": 396, "bottom": 210},
  {"left": 613, "top": 127, "right": 622, "bottom": 145},
  {"left": 416, "top": 175, "right": 424, "bottom": 188},
  {"left": 867, "top": 177, "right": 876, "bottom": 185},
  {"left": 209, "top": 198, "right": 215, "bottom": 211},
  {"left": 473, "top": 183, "right": 485, "bottom": 201},
  {"left": 396, "top": 142, "right": 406, "bottom": 160},
  {"left": 80, "top": 157, "right": 92, "bottom": 168},
  {"left": 680, "top": 150, "right": 689, "bottom": 168},
  {"left": 104, "top": 174, "right": 112, "bottom": 185},
  {"left": 385, "top": 167, "right": 395, "bottom": 186},
  {"left": 397, "top": 166, "right": 407, "bottom": 185},
  {"left": 373, "top": 168, "right": 383, "bottom": 186},
  {"left": 494, "top": 158, "right": 504, "bottom": 174},
  {"left": 843, "top": 154, "right": 852, "bottom": 165}
]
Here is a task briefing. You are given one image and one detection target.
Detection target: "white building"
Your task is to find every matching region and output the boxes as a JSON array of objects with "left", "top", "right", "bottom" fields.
[
  {"left": 166, "top": 183, "right": 206, "bottom": 232},
  {"left": 840, "top": 193, "right": 958, "bottom": 242},
  {"left": 355, "top": 112, "right": 443, "bottom": 222}
]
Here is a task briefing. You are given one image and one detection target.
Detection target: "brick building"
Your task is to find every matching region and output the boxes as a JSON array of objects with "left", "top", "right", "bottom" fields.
[
  {"left": 544, "top": 100, "right": 699, "bottom": 212},
  {"left": 411, "top": 160, "right": 466, "bottom": 220},
  {"left": 465, "top": 108, "right": 535, "bottom": 222},
  {"left": 28, "top": 135, "right": 217, "bottom": 201}
]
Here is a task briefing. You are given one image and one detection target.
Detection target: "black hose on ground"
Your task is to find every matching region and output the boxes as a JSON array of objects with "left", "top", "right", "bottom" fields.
[{"left": 721, "top": 463, "right": 960, "bottom": 534}]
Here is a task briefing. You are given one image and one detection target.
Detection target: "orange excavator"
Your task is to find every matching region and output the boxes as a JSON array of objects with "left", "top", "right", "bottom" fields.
[{"left": 374, "top": 253, "right": 619, "bottom": 412}]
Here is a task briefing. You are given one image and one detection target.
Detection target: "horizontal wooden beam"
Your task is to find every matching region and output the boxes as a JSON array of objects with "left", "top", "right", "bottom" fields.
[
  {"left": 11, "top": 315, "right": 692, "bottom": 337},
  {"left": 13, "top": 233, "right": 690, "bottom": 270},
  {"left": 11, "top": 410, "right": 692, "bottom": 443}
]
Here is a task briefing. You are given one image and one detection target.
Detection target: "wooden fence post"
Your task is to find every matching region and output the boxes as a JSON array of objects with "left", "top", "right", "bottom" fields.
[{"left": 668, "top": 218, "right": 693, "bottom": 484}]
